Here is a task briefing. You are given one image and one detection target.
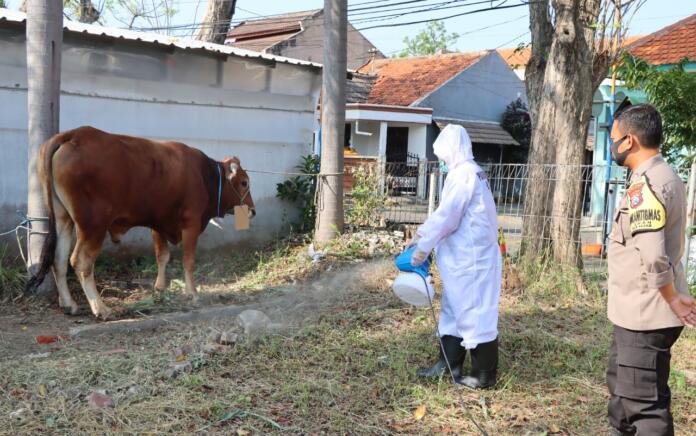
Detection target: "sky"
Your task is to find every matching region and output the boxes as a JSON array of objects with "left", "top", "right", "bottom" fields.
[{"left": 4, "top": 1, "right": 695, "bottom": 55}]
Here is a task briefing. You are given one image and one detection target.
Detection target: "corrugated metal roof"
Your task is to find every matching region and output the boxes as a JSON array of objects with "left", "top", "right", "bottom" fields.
[
  {"left": 434, "top": 118, "right": 519, "bottom": 146},
  {"left": 0, "top": 9, "right": 322, "bottom": 70}
]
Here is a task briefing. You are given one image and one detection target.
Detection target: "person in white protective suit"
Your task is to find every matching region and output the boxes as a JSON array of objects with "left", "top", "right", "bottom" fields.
[{"left": 409, "top": 124, "right": 502, "bottom": 389}]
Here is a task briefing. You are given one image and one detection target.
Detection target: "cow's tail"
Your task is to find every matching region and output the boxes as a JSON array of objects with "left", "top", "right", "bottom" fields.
[{"left": 25, "top": 138, "right": 62, "bottom": 293}]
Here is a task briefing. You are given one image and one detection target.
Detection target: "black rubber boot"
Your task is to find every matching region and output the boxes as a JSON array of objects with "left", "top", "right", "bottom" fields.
[
  {"left": 455, "top": 338, "right": 498, "bottom": 389},
  {"left": 417, "top": 335, "right": 466, "bottom": 378}
]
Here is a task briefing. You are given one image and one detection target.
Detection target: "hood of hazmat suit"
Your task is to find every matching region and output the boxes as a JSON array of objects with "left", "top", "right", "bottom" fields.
[{"left": 416, "top": 124, "right": 502, "bottom": 349}]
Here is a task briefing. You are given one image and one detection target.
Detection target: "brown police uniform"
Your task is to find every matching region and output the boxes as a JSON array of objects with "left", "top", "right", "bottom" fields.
[{"left": 607, "top": 154, "right": 687, "bottom": 435}]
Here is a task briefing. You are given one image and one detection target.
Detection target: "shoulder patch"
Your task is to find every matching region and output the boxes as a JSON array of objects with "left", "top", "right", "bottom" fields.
[{"left": 627, "top": 175, "right": 666, "bottom": 235}]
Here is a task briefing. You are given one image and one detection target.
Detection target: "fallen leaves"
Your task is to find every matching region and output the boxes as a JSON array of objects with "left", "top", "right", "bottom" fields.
[
  {"left": 36, "top": 335, "right": 68, "bottom": 345},
  {"left": 87, "top": 392, "right": 114, "bottom": 409},
  {"left": 413, "top": 405, "right": 427, "bottom": 421}
]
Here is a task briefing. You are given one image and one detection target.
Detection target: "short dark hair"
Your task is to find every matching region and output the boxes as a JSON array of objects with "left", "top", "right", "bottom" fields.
[{"left": 615, "top": 104, "right": 663, "bottom": 148}]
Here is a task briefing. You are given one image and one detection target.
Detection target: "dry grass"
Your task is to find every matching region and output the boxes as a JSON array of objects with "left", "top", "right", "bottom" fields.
[{"left": 0, "top": 235, "right": 695, "bottom": 435}]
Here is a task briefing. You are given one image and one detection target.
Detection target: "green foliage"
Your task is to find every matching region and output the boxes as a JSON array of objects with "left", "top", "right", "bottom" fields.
[
  {"left": 0, "top": 248, "right": 24, "bottom": 301},
  {"left": 399, "top": 20, "right": 458, "bottom": 57},
  {"left": 0, "top": 1, "right": 6, "bottom": 9},
  {"left": 346, "top": 164, "right": 386, "bottom": 228},
  {"left": 276, "top": 154, "right": 320, "bottom": 233},
  {"left": 620, "top": 54, "right": 696, "bottom": 166},
  {"left": 501, "top": 98, "right": 532, "bottom": 154}
]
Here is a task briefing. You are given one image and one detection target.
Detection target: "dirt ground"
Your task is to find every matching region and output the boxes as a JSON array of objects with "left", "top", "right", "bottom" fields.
[{"left": 0, "top": 236, "right": 695, "bottom": 435}]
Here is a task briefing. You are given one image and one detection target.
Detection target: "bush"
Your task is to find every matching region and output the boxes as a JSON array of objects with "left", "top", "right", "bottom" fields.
[
  {"left": 276, "top": 155, "right": 320, "bottom": 233},
  {"left": 346, "top": 164, "right": 386, "bottom": 228}
]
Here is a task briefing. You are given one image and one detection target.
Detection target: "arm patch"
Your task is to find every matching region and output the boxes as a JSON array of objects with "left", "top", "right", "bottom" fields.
[{"left": 627, "top": 175, "right": 666, "bottom": 235}]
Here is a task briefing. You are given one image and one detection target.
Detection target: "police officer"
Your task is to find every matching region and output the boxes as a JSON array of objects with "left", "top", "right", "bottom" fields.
[{"left": 606, "top": 104, "right": 696, "bottom": 435}]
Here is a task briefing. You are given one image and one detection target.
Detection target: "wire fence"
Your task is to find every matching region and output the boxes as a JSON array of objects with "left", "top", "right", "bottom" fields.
[{"left": 344, "top": 160, "right": 696, "bottom": 282}]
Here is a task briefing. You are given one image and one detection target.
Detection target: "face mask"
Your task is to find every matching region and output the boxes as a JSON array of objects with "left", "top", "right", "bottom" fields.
[
  {"left": 610, "top": 135, "right": 631, "bottom": 166},
  {"left": 439, "top": 160, "right": 448, "bottom": 173}
]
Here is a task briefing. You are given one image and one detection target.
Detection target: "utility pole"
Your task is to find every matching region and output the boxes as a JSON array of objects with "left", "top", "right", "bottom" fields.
[
  {"left": 315, "top": 0, "right": 347, "bottom": 242},
  {"left": 26, "top": 0, "right": 63, "bottom": 294}
]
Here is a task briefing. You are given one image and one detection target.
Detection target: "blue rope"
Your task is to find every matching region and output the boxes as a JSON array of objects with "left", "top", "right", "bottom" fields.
[{"left": 216, "top": 164, "right": 222, "bottom": 218}]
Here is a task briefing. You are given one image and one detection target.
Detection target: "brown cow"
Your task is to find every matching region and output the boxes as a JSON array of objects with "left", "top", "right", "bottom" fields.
[{"left": 26, "top": 126, "right": 255, "bottom": 319}]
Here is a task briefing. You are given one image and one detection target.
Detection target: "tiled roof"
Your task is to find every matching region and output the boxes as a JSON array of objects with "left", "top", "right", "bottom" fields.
[
  {"left": 346, "top": 73, "right": 377, "bottom": 104},
  {"left": 628, "top": 13, "right": 696, "bottom": 65},
  {"left": 497, "top": 47, "right": 530, "bottom": 70},
  {"left": 357, "top": 51, "right": 488, "bottom": 106},
  {"left": 227, "top": 10, "right": 320, "bottom": 51},
  {"left": 496, "top": 35, "right": 645, "bottom": 71},
  {"left": 434, "top": 118, "right": 519, "bottom": 146}
]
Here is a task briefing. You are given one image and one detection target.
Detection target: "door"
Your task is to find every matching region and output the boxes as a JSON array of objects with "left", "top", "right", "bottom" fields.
[{"left": 386, "top": 127, "right": 409, "bottom": 163}]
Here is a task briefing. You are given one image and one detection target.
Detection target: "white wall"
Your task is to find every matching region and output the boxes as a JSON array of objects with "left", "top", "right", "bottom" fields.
[
  {"left": 0, "top": 26, "right": 321, "bottom": 253},
  {"left": 348, "top": 120, "right": 381, "bottom": 156},
  {"left": 407, "top": 125, "right": 427, "bottom": 158},
  {"left": 348, "top": 121, "right": 428, "bottom": 159}
]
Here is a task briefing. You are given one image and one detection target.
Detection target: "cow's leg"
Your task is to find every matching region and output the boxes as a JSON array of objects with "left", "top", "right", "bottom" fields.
[
  {"left": 152, "top": 230, "right": 170, "bottom": 291},
  {"left": 71, "top": 228, "right": 111, "bottom": 319},
  {"left": 181, "top": 227, "right": 200, "bottom": 298},
  {"left": 52, "top": 201, "right": 78, "bottom": 315}
]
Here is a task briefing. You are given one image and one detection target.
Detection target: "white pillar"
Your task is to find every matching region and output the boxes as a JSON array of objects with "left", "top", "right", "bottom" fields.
[{"left": 378, "top": 121, "right": 388, "bottom": 193}]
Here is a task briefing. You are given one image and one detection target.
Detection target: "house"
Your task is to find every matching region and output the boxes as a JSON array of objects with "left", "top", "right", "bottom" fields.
[
  {"left": 627, "top": 13, "right": 696, "bottom": 71},
  {"left": 0, "top": 9, "right": 321, "bottom": 253},
  {"left": 226, "top": 9, "right": 385, "bottom": 70},
  {"left": 345, "top": 50, "right": 526, "bottom": 167},
  {"left": 589, "top": 14, "right": 696, "bottom": 224},
  {"left": 496, "top": 35, "right": 646, "bottom": 80}
]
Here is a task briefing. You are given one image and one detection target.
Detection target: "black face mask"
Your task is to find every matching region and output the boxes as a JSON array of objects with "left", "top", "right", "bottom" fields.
[{"left": 610, "top": 135, "right": 630, "bottom": 166}]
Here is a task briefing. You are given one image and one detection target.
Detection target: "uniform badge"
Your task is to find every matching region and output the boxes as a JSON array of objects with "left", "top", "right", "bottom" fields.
[
  {"left": 627, "top": 183, "right": 644, "bottom": 209},
  {"left": 627, "top": 175, "right": 666, "bottom": 235}
]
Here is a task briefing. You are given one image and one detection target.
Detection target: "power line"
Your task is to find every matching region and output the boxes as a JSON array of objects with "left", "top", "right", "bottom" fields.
[
  {"left": 132, "top": 0, "right": 514, "bottom": 32},
  {"left": 357, "top": 1, "right": 529, "bottom": 30}
]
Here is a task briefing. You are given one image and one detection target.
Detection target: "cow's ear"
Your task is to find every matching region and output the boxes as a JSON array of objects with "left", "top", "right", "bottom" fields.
[{"left": 226, "top": 161, "right": 238, "bottom": 181}]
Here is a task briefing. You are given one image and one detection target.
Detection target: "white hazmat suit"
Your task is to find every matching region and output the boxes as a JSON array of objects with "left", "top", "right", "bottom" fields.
[{"left": 415, "top": 124, "right": 502, "bottom": 349}]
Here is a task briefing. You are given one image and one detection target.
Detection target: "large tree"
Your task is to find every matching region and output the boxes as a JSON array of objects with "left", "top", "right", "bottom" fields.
[
  {"left": 196, "top": 0, "right": 237, "bottom": 44},
  {"left": 522, "top": 0, "right": 645, "bottom": 267}
]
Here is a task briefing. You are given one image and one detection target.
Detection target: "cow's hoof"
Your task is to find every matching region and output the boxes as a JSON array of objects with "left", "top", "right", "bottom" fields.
[
  {"left": 93, "top": 306, "right": 113, "bottom": 321},
  {"left": 62, "top": 304, "right": 80, "bottom": 316}
]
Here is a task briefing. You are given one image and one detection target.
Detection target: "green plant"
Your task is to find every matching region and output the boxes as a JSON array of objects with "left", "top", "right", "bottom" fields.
[
  {"left": 0, "top": 248, "right": 25, "bottom": 301},
  {"left": 501, "top": 98, "right": 532, "bottom": 152},
  {"left": 346, "top": 164, "right": 386, "bottom": 228},
  {"left": 276, "top": 154, "right": 320, "bottom": 233},
  {"left": 399, "top": 20, "right": 458, "bottom": 57},
  {"left": 620, "top": 54, "right": 696, "bottom": 166}
]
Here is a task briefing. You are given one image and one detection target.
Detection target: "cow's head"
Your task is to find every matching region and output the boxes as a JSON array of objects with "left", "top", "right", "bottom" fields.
[{"left": 221, "top": 156, "right": 256, "bottom": 219}]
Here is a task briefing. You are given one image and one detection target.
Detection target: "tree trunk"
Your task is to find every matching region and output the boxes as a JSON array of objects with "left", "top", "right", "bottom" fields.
[
  {"left": 547, "top": 1, "right": 602, "bottom": 267},
  {"left": 521, "top": 0, "right": 554, "bottom": 259},
  {"left": 315, "top": 0, "right": 347, "bottom": 242},
  {"left": 26, "top": 0, "right": 62, "bottom": 294},
  {"left": 79, "top": 0, "right": 100, "bottom": 24},
  {"left": 196, "top": 0, "right": 237, "bottom": 45},
  {"left": 523, "top": 0, "right": 610, "bottom": 267}
]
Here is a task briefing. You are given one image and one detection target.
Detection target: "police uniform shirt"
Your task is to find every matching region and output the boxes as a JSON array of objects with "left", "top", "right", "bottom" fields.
[{"left": 608, "top": 154, "right": 688, "bottom": 331}]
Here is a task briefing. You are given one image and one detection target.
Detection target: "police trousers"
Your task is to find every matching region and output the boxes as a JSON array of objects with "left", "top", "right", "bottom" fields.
[{"left": 606, "top": 324, "right": 683, "bottom": 436}]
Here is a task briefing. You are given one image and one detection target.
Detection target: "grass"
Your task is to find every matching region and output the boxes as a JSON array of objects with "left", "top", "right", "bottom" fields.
[
  {"left": 0, "top": 248, "right": 25, "bottom": 302},
  {"left": 0, "top": 235, "right": 695, "bottom": 434}
]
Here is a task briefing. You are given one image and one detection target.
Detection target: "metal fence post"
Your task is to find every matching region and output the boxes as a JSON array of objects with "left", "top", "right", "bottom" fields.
[
  {"left": 427, "top": 170, "right": 437, "bottom": 217},
  {"left": 683, "top": 160, "right": 696, "bottom": 277}
]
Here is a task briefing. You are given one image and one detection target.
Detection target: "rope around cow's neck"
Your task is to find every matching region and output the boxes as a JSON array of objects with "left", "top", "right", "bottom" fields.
[{"left": 216, "top": 163, "right": 222, "bottom": 218}]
